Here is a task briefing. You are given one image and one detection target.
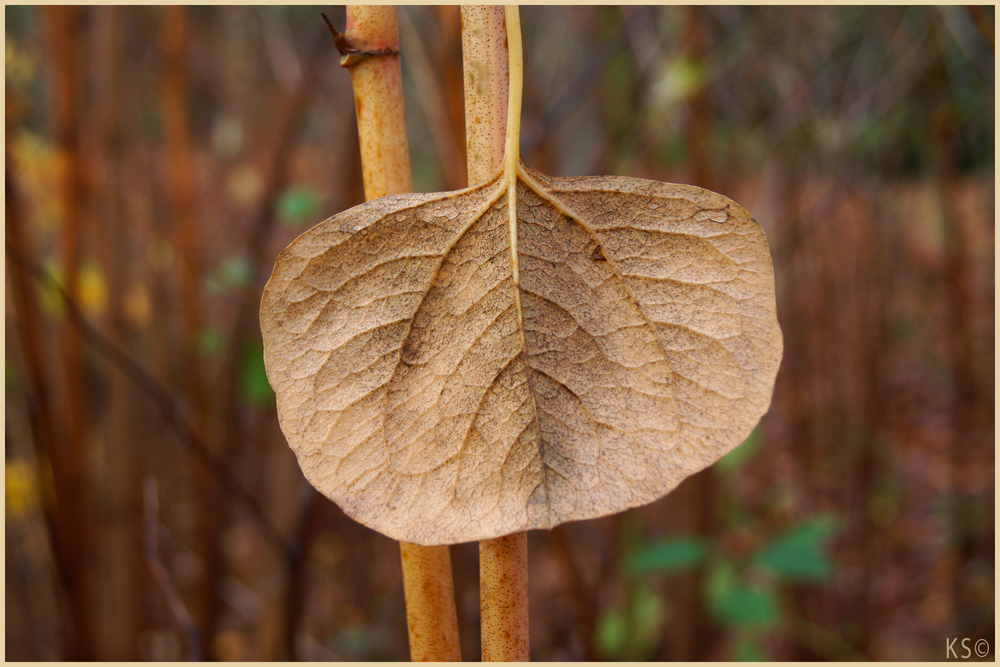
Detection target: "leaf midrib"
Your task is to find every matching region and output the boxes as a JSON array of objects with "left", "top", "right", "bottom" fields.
[{"left": 379, "top": 164, "right": 698, "bottom": 527}]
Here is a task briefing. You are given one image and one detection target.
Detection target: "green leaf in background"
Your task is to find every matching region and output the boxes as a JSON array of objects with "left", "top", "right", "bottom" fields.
[
  {"left": 651, "top": 56, "right": 707, "bottom": 111},
  {"left": 707, "top": 563, "right": 779, "bottom": 627},
  {"left": 240, "top": 342, "right": 275, "bottom": 407},
  {"left": 205, "top": 256, "right": 253, "bottom": 295},
  {"left": 278, "top": 185, "right": 320, "bottom": 228},
  {"left": 595, "top": 588, "right": 665, "bottom": 660},
  {"left": 596, "top": 608, "right": 627, "bottom": 659},
  {"left": 733, "top": 632, "right": 769, "bottom": 661},
  {"left": 752, "top": 516, "right": 837, "bottom": 582},
  {"left": 628, "top": 536, "right": 707, "bottom": 575},
  {"left": 38, "top": 257, "right": 66, "bottom": 318},
  {"left": 715, "top": 426, "right": 761, "bottom": 474},
  {"left": 196, "top": 327, "right": 227, "bottom": 358},
  {"left": 6, "top": 358, "right": 17, "bottom": 393},
  {"left": 714, "top": 585, "right": 780, "bottom": 627},
  {"left": 630, "top": 586, "right": 666, "bottom": 657}
]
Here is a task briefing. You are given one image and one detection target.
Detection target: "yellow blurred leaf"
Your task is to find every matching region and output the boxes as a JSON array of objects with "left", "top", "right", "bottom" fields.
[
  {"left": 5, "top": 40, "right": 38, "bottom": 88},
  {"left": 6, "top": 459, "right": 39, "bottom": 519},
  {"left": 10, "top": 130, "right": 60, "bottom": 236},
  {"left": 78, "top": 258, "right": 108, "bottom": 317}
]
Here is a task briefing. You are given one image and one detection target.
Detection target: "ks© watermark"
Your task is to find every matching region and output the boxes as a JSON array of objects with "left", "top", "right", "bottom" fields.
[{"left": 946, "top": 638, "right": 990, "bottom": 659}]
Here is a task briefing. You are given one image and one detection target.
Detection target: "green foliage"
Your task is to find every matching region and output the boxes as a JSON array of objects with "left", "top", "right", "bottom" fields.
[
  {"left": 716, "top": 427, "right": 762, "bottom": 475},
  {"left": 205, "top": 256, "right": 253, "bottom": 295},
  {"left": 613, "top": 430, "right": 843, "bottom": 660},
  {"left": 196, "top": 327, "right": 227, "bottom": 358},
  {"left": 6, "top": 359, "right": 17, "bottom": 393},
  {"left": 733, "top": 632, "right": 768, "bottom": 661},
  {"left": 240, "top": 342, "right": 274, "bottom": 407},
  {"left": 596, "top": 586, "right": 665, "bottom": 660},
  {"left": 38, "top": 257, "right": 66, "bottom": 318},
  {"left": 627, "top": 536, "right": 707, "bottom": 575},
  {"left": 278, "top": 185, "right": 321, "bottom": 228},
  {"left": 651, "top": 56, "right": 706, "bottom": 111},
  {"left": 707, "top": 562, "right": 780, "bottom": 627},
  {"left": 752, "top": 516, "right": 837, "bottom": 582},
  {"left": 596, "top": 606, "right": 627, "bottom": 658}
]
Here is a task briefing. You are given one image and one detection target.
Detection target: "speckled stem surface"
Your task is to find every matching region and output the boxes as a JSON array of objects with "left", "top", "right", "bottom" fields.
[
  {"left": 464, "top": 5, "right": 531, "bottom": 662},
  {"left": 345, "top": 6, "right": 461, "bottom": 661},
  {"left": 400, "top": 542, "right": 461, "bottom": 661},
  {"left": 480, "top": 533, "right": 529, "bottom": 661},
  {"left": 345, "top": 5, "right": 411, "bottom": 199}
]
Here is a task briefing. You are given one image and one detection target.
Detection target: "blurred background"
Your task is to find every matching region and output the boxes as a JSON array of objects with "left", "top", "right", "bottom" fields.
[{"left": 4, "top": 5, "right": 994, "bottom": 661}]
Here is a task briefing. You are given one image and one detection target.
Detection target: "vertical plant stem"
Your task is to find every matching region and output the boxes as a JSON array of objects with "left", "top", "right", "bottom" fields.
[
  {"left": 480, "top": 533, "right": 530, "bottom": 661},
  {"left": 461, "top": 5, "right": 508, "bottom": 186},
  {"left": 341, "top": 6, "right": 461, "bottom": 661},
  {"left": 93, "top": 6, "right": 145, "bottom": 659},
  {"left": 399, "top": 542, "right": 462, "bottom": 660},
  {"left": 162, "top": 7, "right": 220, "bottom": 653},
  {"left": 342, "top": 6, "right": 412, "bottom": 201},
  {"left": 43, "top": 6, "right": 93, "bottom": 659},
  {"left": 461, "top": 6, "right": 530, "bottom": 661}
]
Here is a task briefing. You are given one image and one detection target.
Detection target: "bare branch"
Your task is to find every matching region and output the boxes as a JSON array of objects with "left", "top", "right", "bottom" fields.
[{"left": 4, "top": 242, "right": 297, "bottom": 569}]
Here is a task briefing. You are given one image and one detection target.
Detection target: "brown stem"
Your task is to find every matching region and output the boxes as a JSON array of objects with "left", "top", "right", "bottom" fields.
[
  {"left": 341, "top": 6, "right": 461, "bottom": 661},
  {"left": 480, "top": 534, "right": 530, "bottom": 661},
  {"left": 400, "top": 542, "right": 462, "bottom": 660},
  {"left": 42, "top": 6, "right": 93, "bottom": 658},
  {"left": 461, "top": 5, "right": 509, "bottom": 186},
  {"left": 91, "top": 6, "right": 145, "bottom": 659},
  {"left": 4, "top": 243, "right": 296, "bottom": 566},
  {"left": 460, "top": 6, "right": 530, "bottom": 661},
  {"left": 343, "top": 6, "right": 412, "bottom": 200},
  {"left": 161, "top": 7, "right": 222, "bottom": 652}
]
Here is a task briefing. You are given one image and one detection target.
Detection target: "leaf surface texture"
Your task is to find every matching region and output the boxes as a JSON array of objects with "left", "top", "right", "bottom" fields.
[{"left": 260, "top": 162, "right": 782, "bottom": 545}]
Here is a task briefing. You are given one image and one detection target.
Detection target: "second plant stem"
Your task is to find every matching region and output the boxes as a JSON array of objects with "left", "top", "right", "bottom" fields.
[{"left": 462, "top": 5, "right": 530, "bottom": 661}]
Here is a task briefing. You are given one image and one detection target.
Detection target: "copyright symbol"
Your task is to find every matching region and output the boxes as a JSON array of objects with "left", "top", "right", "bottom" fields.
[{"left": 975, "top": 639, "right": 989, "bottom": 658}]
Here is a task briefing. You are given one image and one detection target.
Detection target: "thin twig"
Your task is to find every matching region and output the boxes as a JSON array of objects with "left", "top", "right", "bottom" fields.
[
  {"left": 143, "top": 476, "right": 202, "bottom": 661},
  {"left": 4, "top": 243, "right": 297, "bottom": 569}
]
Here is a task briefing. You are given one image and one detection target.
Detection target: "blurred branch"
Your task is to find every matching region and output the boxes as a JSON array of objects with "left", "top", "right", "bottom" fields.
[
  {"left": 161, "top": 7, "right": 219, "bottom": 647},
  {"left": 258, "top": 6, "right": 303, "bottom": 91},
  {"left": 4, "top": 242, "right": 297, "bottom": 570},
  {"left": 549, "top": 528, "right": 599, "bottom": 660},
  {"left": 218, "top": 22, "right": 331, "bottom": 451},
  {"left": 397, "top": 7, "right": 465, "bottom": 189},
  {"left": 282, "top": 488, "right": 326, "bottom": 660},
  {"left": 937, "top": 6, "right": 994, "bottom": 81},
  {"left": 521, "top": 15, "right": 628, "bottom": 158},
  {"left": 42, "top": 6, "right": 93, "bottom": 657},
  {"left": 143, "top": 477, "right": 202, "bottom": 661}
]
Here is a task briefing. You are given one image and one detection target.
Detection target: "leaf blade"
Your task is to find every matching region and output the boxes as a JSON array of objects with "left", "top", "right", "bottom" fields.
[{"left": 260, "top": 164, "right": 783, "bottom": 545}]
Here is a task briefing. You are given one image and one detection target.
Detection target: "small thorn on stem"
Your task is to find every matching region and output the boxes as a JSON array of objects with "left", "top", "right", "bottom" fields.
[
  {"left": 322, "top": 11, "right": 400, "bottom": 68},
  {"left": 322, "top": 12, "right": 351, "bottom": 56}
]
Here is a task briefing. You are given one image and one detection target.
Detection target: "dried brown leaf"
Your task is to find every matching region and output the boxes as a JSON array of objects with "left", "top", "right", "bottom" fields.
[{"left": 260, "top": 161, "right": 782, "bottom": 545}]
